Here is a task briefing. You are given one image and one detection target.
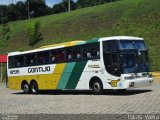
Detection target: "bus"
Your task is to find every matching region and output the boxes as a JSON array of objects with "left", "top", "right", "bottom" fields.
[{"left": 7, "top": 36, "right": 153, "bottom": 94}]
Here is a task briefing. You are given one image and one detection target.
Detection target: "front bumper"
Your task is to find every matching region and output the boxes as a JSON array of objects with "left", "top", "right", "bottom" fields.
[{"left": 122, "top": 78, "right": 153, "bottom": 89}]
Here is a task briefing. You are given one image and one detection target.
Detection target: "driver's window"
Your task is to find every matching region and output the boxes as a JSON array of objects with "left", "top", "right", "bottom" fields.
[{"left": 103, "top": 53, "right": 121, "bottom": 76}]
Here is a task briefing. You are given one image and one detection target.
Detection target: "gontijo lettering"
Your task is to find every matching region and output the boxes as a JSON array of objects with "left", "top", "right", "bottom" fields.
[{"left": 28, "top": 66, "right": 50, "bottom": 73}]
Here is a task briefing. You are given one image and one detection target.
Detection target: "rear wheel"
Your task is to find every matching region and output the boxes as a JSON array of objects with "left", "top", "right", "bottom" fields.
[
  {"left": 30, "top": 81, "right": 39, "bottom": 94},
  {"left": 91, "top": 80, "right": 103, "bottom": 95},
  {"left": 22, "top": 82, "right": 30, "bottom": 94}
]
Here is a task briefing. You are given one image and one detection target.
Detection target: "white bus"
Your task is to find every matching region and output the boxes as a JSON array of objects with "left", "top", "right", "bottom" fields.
[{"left": 7, "top": 36, "right": 153, "bottom": 94}]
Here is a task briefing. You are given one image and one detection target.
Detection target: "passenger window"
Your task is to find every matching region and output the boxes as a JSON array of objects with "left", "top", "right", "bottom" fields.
[
  {"left": 74, "top": 47, "right": 81, "bottom": 59},
  {"left": 15, "top": 56, "right": 24, "bottom": 67},
  {"left": 83, "top": 47, "right": 90, "bottom": 58},
  {"left": 24, "top": 54, "right": 37, "bottom": 66},
  {"left": 50, "top": 49, "right": 65, "bottom": 63},
  {"left": 37, "top": 52, "right": 45, "bottom": 64},
  {"left": 83, "top": 43, "right": 100, "bottom": 59},
  {"left": 66, "top": 47, "right": 81, "bottom": 61},
  {"left": 9, "top": 57, "right": 15, "bottom": 68},
  {"left": 30, "top": 54, "right": 37, "bottom": 65},
  {"left": 24, "top": 55, "right": 30, "bottom": 66},
  {"left": 66, "top": 48, "right": 73, "bottom": 60},
  {"left": 90, "top": 45, "right": 100, "bottom": 58},
  {"left": 50, "top": 51, "right": 57, "bottom": 62},
  {"left": 57, "top": 50, "right": 65, "bottom": 62},
  {"left": 43, "top": 51, "right": 50, "bottom": 63}
]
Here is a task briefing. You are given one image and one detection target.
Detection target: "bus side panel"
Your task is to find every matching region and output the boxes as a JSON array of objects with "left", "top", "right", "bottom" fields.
[
  {"left": 8, "top": 76, "right": 22, "bottom": 90},
  {"left": 29, "top": 63, "right": 66, "bottom": 90},
  {"left": 75, "top": 60, "right": 102, "bottom": 89},
  {"left": 65, "top": 61, "right": 88, "bottom": 89},
  {"left": 8, "top": 75, "right": 47, "bottom": 90},
  {"left": 56, "top": 62, "right": 76, "bottom": 89},
  {"left": 45, "top": 63, "right": 66, "bottom": 89}
]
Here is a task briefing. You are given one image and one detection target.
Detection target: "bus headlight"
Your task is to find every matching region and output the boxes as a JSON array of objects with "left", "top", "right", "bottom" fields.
[{"left": 129, "top": 82, "right": 135, "bottom": 87}]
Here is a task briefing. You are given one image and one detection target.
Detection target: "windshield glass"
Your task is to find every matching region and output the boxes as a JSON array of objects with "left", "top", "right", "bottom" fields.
[
  {"left": 120, "top": 50, "right": 150, "bottom": 74},
  {"left": 119, "top": 40, "right": 146, "bottom": 50},
  {"left": 103, "top": 40, "right": 150, "bottom": 76},
  {"left": 120, "top": 51, "right": 138, "bottom": 74},
  {"left": 137, "top": 51, "right": 150, "bottom": 72}
]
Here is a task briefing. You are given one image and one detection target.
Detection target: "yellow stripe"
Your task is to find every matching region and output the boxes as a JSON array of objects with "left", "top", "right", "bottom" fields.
[{"left": 51, "top": 63, "right": 66, "bottom": 89}]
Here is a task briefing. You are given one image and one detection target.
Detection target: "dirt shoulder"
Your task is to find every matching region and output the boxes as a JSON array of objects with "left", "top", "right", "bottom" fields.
[{"left": 152, "top": 72, "right": 160, "bottom": 83}]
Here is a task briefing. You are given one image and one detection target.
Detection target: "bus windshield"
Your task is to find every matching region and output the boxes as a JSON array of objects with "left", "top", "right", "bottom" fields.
[
  {"left": 103, "top": 40, "right": 150, "bottom": 76},
  {"left": 120, "top": 51, "right": 138, "bottom": 74},
  {"left": 119, "top": 50, "right": 150, "bottom": 74},
  {"left": 119, "top": 40, "right": 146, "bottom": 50}
]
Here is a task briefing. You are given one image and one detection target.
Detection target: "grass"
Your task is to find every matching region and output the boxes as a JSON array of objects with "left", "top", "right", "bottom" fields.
[{"left": 0, "top": 0, "right": 160, "bottom": 71}]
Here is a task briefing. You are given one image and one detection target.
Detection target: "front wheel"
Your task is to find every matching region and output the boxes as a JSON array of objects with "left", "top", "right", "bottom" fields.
[
  {"left": 30, "top": 82, "right": 39, "bottom": 94},
  {"left": 92, "top": 80, "right": 103, "bottom": 95}
]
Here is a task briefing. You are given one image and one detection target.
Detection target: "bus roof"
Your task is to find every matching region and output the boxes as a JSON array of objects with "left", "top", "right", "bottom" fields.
[
  {"left": 8, "top": 36, "right": 143, "bottom": 56},
  {"left": 8, "top": 38, "right": 100, "bottom": 56},
  {"left": 100, "top": 36, "right": 143, "bottom": 41}
]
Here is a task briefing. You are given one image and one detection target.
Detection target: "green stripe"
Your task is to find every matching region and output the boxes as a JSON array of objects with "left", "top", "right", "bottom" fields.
[
  {"left": 76, "top": 41, "right": 86, "bottom": 45},
  {"left": 57, "top": 62, "right": 76, "bottom": 89},
  {"left": 65, "top": 61, "right": 88, "bottom": 89},
  {"left": 86, "top": 38, "right": 99, "bottom": 44}
]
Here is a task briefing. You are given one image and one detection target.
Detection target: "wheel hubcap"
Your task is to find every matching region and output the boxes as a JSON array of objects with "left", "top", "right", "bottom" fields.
[
  {"left": 31, "top": 86, "right": 36, "bottom": 93},
  {"left": 24, "top": 84, "right": 28, "bottom": 92},
  {"left": 94, "top": 82, "right": 100, "bottom": 92}
]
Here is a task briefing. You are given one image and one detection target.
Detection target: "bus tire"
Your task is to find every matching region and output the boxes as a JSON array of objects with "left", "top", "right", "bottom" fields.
[
  {"left": 91, "top": 79, "right": 103, "bottom": 95},
  {"left": 22, "top": 81, "right": 30, "bottom": 94},
  {"left": 30, "top": 81, "right": 39, "bottom": 94}
]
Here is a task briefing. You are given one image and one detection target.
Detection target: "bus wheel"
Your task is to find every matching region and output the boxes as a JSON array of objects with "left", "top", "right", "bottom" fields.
[
  {"left": 30, "top": 81, "right": 38, "bottom": 94},
  {"left": 92, "top": 80, "right": 103, "bottom": 95},
  {"left": 22, "top": 82, "right": 30, "bottom": 94}
]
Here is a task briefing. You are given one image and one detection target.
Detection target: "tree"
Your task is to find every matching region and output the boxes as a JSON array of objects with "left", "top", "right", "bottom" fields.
[
  {"left": 27, "top": 21, "right": 43, "bottom": 46},
  {"left": 25, "top": 0, "right": 48, "bottom": 18},
  {"left": 0, "top": 5, "right": 8, "bottom": 24},
  {"left": 76, "top": 0, "right": 120, "bottom": 8},
  {"left": 0, "top": 17, "right": 10, "bottom": 47},
  {"left": 52, "top": 0, "right": 77, "bottom": 14},
  {"left": 15, "top": 1, "right": 27, "bottom": 20}
]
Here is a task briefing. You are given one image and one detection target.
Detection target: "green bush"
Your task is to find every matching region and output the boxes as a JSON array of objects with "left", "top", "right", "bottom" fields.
[
  {"left": 0, "top": 17, "right": 10, "bottom": 47},
  {"left": 27, "top": 21, "right": 43, "bottom": 46}
]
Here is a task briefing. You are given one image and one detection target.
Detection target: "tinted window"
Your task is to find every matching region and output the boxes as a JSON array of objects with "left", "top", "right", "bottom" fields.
[
  {"left": 57, "top": 50, "right": 65, "bottom": 62},
  {"left": 9, "top": 43, "right": 100, "bottom": 68},
  {"left": 9, "top": 56, "right": 15, "bottom": 68},
  {"left": 103, "top": 40, "right": 119, "bottom": 52},
  {"left": 83, "top": 43, "right": 100, "bottom": 59},
  {"left": 50, "top": 50, "right": 58, "bottom": 62},
  {"left": 119, "top": 40, "right": 146, "bottom": 50},
  {"left": 24, "top": 54, "right": 36, "bottom": 66},
  {"left": 30, "top": 54, "right": 37, "bottom": 65},
  {"left": 103, "top": 52, "right": 121, "bottom": 76},
  {"left": 66, "top": 47, "right": 82, "bottom": 61},
  {"left": 15, "top": 56, "right": 24, "bottom": 67},
  {"left": 37, "top": 51, "right": 50, "bottom": 64}
]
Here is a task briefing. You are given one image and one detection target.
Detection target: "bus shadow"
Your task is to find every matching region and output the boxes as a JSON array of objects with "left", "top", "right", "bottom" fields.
[{"left": 12, "top": 89, "right": 152, "bottom": 96}]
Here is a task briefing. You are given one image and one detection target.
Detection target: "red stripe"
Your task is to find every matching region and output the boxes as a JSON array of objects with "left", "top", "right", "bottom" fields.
[{"left": 0, "top": 54, "right": 7, "bottom": 63}]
